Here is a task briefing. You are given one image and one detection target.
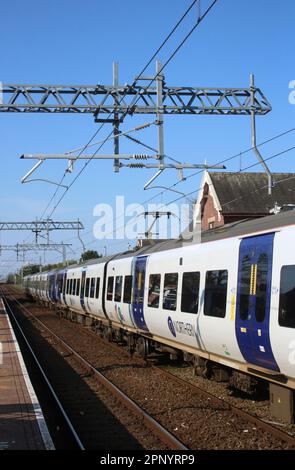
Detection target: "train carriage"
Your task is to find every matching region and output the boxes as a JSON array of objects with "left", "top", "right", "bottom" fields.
[{"left": 23, "top": 210, "right": 295, "bottom": 391}]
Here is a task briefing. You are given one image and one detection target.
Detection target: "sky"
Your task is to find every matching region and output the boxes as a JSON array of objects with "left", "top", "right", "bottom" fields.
[{"left": 0, "top": 0, "right": 295, "bottom": 276}]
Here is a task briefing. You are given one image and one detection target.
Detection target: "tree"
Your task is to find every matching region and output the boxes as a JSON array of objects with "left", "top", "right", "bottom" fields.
[
  {"left": 6, "top": 273, "right": 17, "bottom": 284},
  {"left": 80, "top": 250, "right": 101, "bottom": 262},
  {"left": 42, "top": 260, "right": 77, "bottom": 271},
  {"left": 22, "top": 264, "right": 40, "bottom": 277}
]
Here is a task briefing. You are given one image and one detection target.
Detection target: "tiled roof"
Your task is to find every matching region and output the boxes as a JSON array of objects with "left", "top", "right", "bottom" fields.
[{"left": 209, "top": 172, "right": 295, "bottom": 214}]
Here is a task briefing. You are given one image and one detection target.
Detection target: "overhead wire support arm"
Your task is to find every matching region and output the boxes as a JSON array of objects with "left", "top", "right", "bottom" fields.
[
  {"left": 120, "top": 163, "right": 226, "bottom": 169},
  {"left": 21, "top": 153, "right": 159, "bottom": 160},
  {"left": 143, "top": 163, "right": 226, "bottom": 189}
]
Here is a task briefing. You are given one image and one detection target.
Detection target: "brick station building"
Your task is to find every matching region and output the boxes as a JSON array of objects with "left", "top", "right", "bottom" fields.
[{"left": 193, "top": 171, "right": 295, "bottom": 232}]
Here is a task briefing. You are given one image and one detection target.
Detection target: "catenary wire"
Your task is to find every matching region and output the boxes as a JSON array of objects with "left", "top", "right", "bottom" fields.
[
  {"left": 15, "top": 0, "right": 205, "bottom": 259},
  {"left": 59, "top": 125, "right": 295, "bottom": 246},
  {"left": 45, "top": 1, "right": 219, "bottom": 219},
  {"left": 38, "top": 0, "right": 204, "bottom": 219}
]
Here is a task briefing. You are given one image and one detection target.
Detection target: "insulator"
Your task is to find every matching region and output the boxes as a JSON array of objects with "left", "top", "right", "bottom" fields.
[
  {"left": 128, "top": 163, "right": 145, "bottom": 168},
  {"left": 133, "top": 154, "right": 149, "bottom": 160},
  {"left": 135, "top": 122, "right": 152, "bottom": 131}
]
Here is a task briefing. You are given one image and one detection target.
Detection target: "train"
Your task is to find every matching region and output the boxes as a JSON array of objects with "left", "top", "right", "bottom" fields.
[{"left": 23, "top": 210, "right": 295, "bottom": 392}]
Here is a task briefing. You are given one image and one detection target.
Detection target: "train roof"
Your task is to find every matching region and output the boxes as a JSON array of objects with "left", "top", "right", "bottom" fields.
[
  {"left": 25, "top": 210, "right": 295, "bottom": 277},
  {"left": 199, "top": 209, "right": 295, "bottom": 244},
  {"left": 69, "top": 210, "right": 295, "bottom": 264},
  {"left": 128, "top": 210, "right": 295, "bottom": 256}
]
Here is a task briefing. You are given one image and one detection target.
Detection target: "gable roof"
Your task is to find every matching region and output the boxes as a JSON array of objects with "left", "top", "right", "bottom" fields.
[{"left": 208, "top": 172, "right": 295, "bottom": 214}]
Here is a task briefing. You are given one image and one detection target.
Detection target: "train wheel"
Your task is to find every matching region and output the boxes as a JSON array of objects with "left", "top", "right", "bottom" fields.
[{"left": 136, "top": 337, "right": 150, "bottom": 359}]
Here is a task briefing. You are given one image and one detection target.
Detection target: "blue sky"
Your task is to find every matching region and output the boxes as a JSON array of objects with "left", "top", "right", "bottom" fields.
[{"left": 0, "top": 0, "right": 295, "bottom": 276}]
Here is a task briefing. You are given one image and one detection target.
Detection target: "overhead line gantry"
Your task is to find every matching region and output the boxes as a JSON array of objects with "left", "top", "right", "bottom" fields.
[{"left": 0, "top": 63, "right": 273, "bottom": 189}]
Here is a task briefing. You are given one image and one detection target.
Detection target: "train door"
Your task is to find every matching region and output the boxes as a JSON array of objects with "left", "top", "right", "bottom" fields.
[
  {"left": 49, "top": 274, "right": 56, "bottom": 301},
  {"left": 236, "top": 233, "right": 279, "bottom": 371},
  {"left": 62, "top": 272, "right": 67, "bottom": 305},
  {"left": 131, "top": 256, "right": 149, "bottom": 331},
  {"left": 57, "top": 272, "right": 64, "bottom": 301},
  {"left": 80, "top": 269, "right": 87, "bottom": 312}
]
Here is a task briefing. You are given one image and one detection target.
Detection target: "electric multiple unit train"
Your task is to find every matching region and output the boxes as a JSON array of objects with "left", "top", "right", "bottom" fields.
[{"left": 24, "top": 210, "right": 295, "bottom": 390}]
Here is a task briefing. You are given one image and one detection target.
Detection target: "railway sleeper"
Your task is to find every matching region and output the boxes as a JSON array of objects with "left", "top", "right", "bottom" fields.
[{"left": 24, "top": 295, "right": 288, "bottom": 418}]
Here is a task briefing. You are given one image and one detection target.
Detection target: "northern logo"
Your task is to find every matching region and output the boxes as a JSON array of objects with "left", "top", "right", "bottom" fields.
[{"left": 167, "top": 316, "right": 176, "bottom": 337}]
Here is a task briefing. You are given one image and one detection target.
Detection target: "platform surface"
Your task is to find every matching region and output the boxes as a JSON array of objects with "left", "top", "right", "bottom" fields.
[{"left": 0, "top": 298, "right": 54, "bottom": 450}]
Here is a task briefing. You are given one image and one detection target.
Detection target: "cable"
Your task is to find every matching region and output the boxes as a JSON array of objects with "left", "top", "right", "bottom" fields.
[
  {"left": 124, "top": 134, "right": 182, "bottom": 164},
  {"left": 11, "top": 138, "right": 295, "bottom": 273},
  {"left": 38, "top": 0, "right": 202, "bottom": 219},
  {"left": 157, "top": 144, "right": 295, "bottom": 209},
  {"left": 45, "top": 0, "right": 219, "bottom": 219},
  {"left": 220, "top": 145, "right": 295, "bottom": 209},
  {"left": 39, "top": 171, "right": 68, "bottom": 220},
  {"left": 219, "top": 174, "right": 295, "bottom": 212},
  {"left": 21, "top": 123, "right": 295, "bottom": 264},
  {"left": 59, "top": 124, "right": 295, "bottom": 251},
  {"left": 19, "top": 1, "right": 202, "bottom": 253},
  {"left": 78, "top": 142, "right": 295, "bottom": 245},
  {"left": 16, "top": 150, "right": 295, "bottom": 269},
  {"left": 158, "top": 125, "right": 295, "bottom": 191}
]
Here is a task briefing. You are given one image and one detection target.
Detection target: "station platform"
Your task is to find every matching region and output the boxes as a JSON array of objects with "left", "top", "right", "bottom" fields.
[{"left": 0, "top": 298, "right": 54, "bottom": 450}]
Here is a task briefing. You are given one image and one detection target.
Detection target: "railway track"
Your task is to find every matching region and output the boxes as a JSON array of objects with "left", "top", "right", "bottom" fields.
[
  {"left": 4, "top": 285, "right": 295, "bottom": 449},
  {"left": 0, "top": 286, "right": 187, "bottom": 451},
  {"left": 1, "top": 292, "right": 85, "bottom": 450},
  {"left": 153, "top": 366, "right": 295, "bottom": 448}
]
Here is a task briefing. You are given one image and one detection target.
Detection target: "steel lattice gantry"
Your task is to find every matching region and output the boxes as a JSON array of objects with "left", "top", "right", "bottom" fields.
[
  {"left": 0, "top": 83, "right": 272, "bottom": 117},
  {"left": 0, "top": 221, "right": 83, "bottom": 231},
  {"left": 0, "top": 243, "right": 72, "bottom": 252}
]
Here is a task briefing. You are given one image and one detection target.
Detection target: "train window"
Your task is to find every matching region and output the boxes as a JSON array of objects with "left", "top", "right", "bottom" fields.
[
  {"left": 163, "top": 273, "right": 178, "bottom": 311},
  {"left": 90, "top": 277, "right": 95, "bottom": 298},
  {"left": 58, "top": 276, "right": 63, "bottom": 294},
  {"left": 66, "top": 279, "right": 69, "bottom": 294},
  {"left": 62, "top": 276, "right": 66, "bottom": 294},
  {"left": 81, "top": 275, "right": 85, "bottom": 298},
  {"left": 148, "top": 274, "right": 161, "bottom": 308},
  {"left": 123, "top": 275, "right": 132, "bottom": 303},
  {"left": 107, "top": 276, "right": 114, "bottom": 301},
  {"left": 279, "top": 265, "right": 295, "bottom": 328},
  {"left": 114, "top": 276, "right": 123, "bottom": 302},
  {"left": 239, "top": 255, "right": 251, "bottom": 320},
  {"left": 76, "top": 278, "right": 80, "bottom": 296},
  {"left": 95, "top": 278, "right": 100, "bottom": 299},
  {"left": 255, "top": 253, "right": 268, "bottom": 323},
  {"left": 85, "top": 278, "right": 90, "bottom": 297},
  {"left": 73, "top": 279, "right": 77, "bottom": 295},
  {"left": 204, "top": 270, "right": 228, "bottom": 318},
  {"left": 181, "top": 272, "right": 200, "bottom": 314}
]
